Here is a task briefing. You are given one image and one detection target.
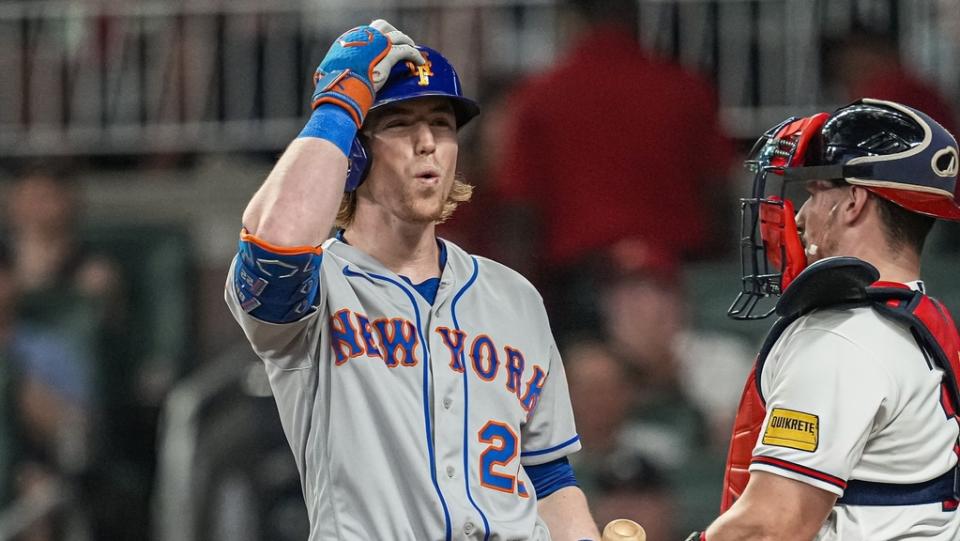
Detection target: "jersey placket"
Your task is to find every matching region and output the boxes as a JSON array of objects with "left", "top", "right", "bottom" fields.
[{"left": 429, "top": 267, "right": 490, "bottom": 540}]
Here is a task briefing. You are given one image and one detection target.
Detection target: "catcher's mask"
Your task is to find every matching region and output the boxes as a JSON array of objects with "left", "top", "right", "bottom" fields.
[{"left": 728, "top": 98, "right": 960, "bottom": 320}]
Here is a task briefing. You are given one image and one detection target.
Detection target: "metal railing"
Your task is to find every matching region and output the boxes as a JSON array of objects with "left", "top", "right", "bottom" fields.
[
  {"left": 152, "top": 345, "right": 273, "bottom": 541},
  {"left": 0, "top": 0, "right": 956, "bottom": 157}
]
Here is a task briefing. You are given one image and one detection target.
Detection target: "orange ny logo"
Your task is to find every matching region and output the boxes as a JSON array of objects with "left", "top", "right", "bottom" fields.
[{"left": 406, "top": 51, "right": 433, "bottom": 86}]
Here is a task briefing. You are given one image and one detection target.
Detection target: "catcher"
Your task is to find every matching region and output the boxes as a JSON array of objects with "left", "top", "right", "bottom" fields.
[{"left": 687, "top": 99, "right": 960, "bottom": 540}]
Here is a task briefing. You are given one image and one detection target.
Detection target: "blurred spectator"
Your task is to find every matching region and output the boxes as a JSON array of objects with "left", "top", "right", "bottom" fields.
[
  {"left": 567, "top": 342, "right": 633, "bottom": 462},
  {"left": 491, "top": 0, "right": 734, "bottom": 336},
  {"left": 823, "top": 27, "right": 957, "bottom": 134},
  {"left": 564, "top": 238, "right": 752, "bottom": 534},
  {"left": 0, "top": 241, "right": 93, "bottom": 540},
  {"left": 3, "top": 167, "right": 152, "bottom": 540},
  {"left": 600, "top": 240, "right": 753, "bottom": 443},
  {"left": 7, "top": 169, "right": 123, "bottom": 320},
  {"left": 6, "top": 168, "right": 125, "bottom": 371},
  {"left": 566, "top": 342, "right": 679, "bottom": 537},
  {"left": 592, "top": 449, "right": 675, "bottom": 541},
  {"left": 6, "top": 166, "right": 140, "bottom": 395},
  {"left": 5, "top": 168, "right": 116, "bottom": 454}
]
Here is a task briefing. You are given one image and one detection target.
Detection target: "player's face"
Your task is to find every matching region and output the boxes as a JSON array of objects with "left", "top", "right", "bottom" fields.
[
  {"left": 362, "top": 97, "right": 459, "bottom": 224},
  {"left": 795, "top": 180, "right": 849, "bottom": 263}
]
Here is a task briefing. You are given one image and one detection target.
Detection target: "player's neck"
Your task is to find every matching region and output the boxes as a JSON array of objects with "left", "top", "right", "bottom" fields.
[
  {"left": 344, "top": 217, "right": 441, "bottom": 282},
  {"left": 836, "top": 238, "right": 921, "bottom": 284},
  {"left": 871, "top": 254, "right": 921, "bottom": 284},
  {"left": 828, "top": 216, "right": 921, "bottom": 284}
]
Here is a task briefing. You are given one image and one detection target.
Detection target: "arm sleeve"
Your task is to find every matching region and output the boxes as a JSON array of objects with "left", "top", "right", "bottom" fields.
[
  {"left": 225, "top": 254, "right": 323, "bottom": 371},
  {"left": 520, "top": 340, "right": 582, "bottom": 466},
  {"left": 750, "top": 328, "right": 891, "bottom": 496},
  {"left": 233, "top": 230, "right": 323, "bottom": 323}
]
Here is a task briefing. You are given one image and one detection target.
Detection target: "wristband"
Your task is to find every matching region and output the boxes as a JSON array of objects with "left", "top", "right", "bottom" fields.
[{"left": 298, "top": 104, "right": 357, "bottom": 156}]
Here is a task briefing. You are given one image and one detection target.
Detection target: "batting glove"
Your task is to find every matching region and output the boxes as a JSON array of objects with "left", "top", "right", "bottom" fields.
[{"left": 311, "top": 19, "right": 424, "bottom": 127}]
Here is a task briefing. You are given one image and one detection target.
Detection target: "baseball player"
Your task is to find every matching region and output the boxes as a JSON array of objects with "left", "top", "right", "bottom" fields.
[
  {"left": 224, "top": 20, "right": 600, "bottom": 540},
  {"left": 683, "top": 99, "right": 960, "bottom": 540}
]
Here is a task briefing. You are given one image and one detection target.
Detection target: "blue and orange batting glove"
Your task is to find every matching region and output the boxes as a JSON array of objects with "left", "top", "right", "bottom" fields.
[{"left": 312, "top": 19, "right": 425, "bottom": 127}]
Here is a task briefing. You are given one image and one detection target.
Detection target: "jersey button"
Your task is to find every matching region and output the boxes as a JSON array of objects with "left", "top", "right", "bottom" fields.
[
  {"left": 442, "top": 397, "right": 452, "bottom": 409},
  {"left": 463, "top": 522, "right": 475, "bottom": 535},
  {"left": 446, "top": 465, "right": 455, "bottom": 478}
]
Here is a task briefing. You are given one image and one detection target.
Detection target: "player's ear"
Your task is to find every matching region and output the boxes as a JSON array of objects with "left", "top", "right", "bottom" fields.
[{"left": 841, "top": 185, "right": 870, "bottom": 225}]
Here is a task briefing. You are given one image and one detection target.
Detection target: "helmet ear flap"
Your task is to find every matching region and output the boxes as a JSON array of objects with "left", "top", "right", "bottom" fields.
[{"left": 345, "top": 134, "right": 371, "bottom": 192}]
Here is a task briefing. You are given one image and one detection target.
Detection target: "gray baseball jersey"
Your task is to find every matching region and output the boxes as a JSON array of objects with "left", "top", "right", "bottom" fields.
[{"left": 225, "top": 236, "right": 581, "bottom": 541}]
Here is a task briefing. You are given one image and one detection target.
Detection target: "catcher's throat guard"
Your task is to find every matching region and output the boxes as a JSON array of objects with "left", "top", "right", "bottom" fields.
[{"left": 728, "top": 113, "right": 829, "bottom": 320}]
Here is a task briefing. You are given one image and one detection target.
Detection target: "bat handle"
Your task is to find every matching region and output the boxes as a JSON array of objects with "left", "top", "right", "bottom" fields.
[{"left": 601, "top": 518, "right": 646, "bottom": 541}]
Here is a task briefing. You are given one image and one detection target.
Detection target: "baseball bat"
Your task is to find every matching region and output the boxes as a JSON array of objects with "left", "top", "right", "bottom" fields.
[{"left": 601, "top": 518, "right": 646, "bottom": 541}]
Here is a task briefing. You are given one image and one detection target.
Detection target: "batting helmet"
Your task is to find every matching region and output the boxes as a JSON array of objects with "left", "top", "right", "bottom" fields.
[
  {"left": 344, "top": 46, "right": 480, "bottom": 192},
  {"left": 729, "top": 98, "right": 960, "bottom": 320}
]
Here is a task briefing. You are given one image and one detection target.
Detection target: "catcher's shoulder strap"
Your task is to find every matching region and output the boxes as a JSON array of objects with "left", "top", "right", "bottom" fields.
[
  {"left": 836, "top": 285, "right": 960, "bottom": 506},
  {"left": 863, "top": 283, "right": 960, "bottom": 429}
]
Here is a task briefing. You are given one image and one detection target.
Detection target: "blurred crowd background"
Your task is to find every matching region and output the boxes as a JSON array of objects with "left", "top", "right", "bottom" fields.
[{"left": 0, "top": 0, "right": 959, "bottom": 539}]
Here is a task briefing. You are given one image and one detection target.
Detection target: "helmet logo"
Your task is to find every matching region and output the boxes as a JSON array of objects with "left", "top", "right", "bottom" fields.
[
  {"left": 406, "top": 51, "right": 433, "bottom": 86},
  {"left": 932, "top": 146, "right": 959, "bottom": 178}
]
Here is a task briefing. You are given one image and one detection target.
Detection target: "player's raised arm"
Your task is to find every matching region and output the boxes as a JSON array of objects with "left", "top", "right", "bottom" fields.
[{"left": 242, "top": 20, "right": 424, "bottom": 246}]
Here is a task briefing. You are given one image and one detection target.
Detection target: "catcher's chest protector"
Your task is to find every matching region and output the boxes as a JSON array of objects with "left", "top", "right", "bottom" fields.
[
  {"left": 720, "top": 362, "right": 764, "bottom": 511},
  {"left": 720, "top": 283, "right": 960, "bottom": 512}
]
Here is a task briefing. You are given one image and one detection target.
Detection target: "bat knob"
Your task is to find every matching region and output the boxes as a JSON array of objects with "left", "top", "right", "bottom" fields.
[{"left": 602, "top": 518, "right": 646, "bottom": 541}]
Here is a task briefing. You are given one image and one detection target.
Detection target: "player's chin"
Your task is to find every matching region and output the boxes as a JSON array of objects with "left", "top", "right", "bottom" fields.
[{"left": 405, "top": 200, "right": 445, "bottom": 224}]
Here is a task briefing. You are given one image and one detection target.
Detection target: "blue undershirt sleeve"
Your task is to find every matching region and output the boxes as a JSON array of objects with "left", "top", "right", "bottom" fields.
[{"left": 525, "top": 457, "right": 578, "bottom": 499}]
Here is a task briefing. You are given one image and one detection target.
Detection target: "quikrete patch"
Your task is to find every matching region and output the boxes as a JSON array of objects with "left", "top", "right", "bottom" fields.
[{"left": 762, "top": 408, "right": 819, "bottom": 452}]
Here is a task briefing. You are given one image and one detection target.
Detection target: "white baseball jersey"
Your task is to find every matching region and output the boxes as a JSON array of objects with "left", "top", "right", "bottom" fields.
[
  {"left": 751, "top": 284, "right": 960, "bottom": 540},
  {"left": 225, "top": 237, "right": 580, "bottom": 541}
]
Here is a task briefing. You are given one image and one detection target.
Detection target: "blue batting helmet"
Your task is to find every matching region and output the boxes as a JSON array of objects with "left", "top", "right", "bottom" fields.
[{"left": 344, "top": 46, "right": 480, "bottom": 192}]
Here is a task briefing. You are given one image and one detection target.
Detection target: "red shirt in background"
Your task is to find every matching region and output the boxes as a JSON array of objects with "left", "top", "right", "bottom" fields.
[{"left": 493, "top": 25, "right": 733, "bottom": 268}]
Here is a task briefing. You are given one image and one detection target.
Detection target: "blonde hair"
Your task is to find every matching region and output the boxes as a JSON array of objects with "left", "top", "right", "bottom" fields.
[{"left": 335, "top": 173, "right": 473, "bottom": 228}]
